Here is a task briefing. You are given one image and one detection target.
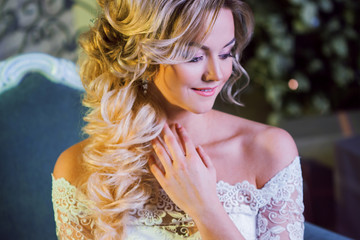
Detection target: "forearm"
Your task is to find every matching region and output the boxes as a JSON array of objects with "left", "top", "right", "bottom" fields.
[{"left": 192, "top": 202, "right": 246, "bottom": 240}]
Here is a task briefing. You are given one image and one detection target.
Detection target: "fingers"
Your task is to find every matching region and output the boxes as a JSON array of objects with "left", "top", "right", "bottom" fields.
[
  {"left": 196, "top": 145, "right": 214, "bottom": 169},
  {"left": 151, "top": 123, "right": 215, "bottom": 188},
  {"left": 175, "top": 123, "right": 195, "bottom": 157},
  {"left": 152, "top": 137, "right": 173, "bottom": 172},
  {"left": 174, "top": 123, "right": 186, "bottom": 155},
  {"left": 163, "top": 123, "right": 187, "bottom": 159},
  {"left": 148, "top": 156, "right": 166, "bottom": 186},
  {"left": 153, "top": 123, "right": 211, "bottom": 171}
]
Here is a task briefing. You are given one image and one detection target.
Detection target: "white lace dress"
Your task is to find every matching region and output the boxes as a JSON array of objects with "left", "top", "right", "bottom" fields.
[{"left": 52, "top": 157, "right": 304, "bottom": 240}]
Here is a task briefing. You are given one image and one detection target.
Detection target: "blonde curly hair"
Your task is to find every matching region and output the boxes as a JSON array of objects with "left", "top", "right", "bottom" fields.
[{"left": 77, "top": 0, "right": 254, "bottom": 239}]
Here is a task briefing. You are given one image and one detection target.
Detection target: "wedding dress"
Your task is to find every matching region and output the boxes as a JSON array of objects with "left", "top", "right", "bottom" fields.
[{"left": 52, "top": 157, "right": 304, "bottom": 240}]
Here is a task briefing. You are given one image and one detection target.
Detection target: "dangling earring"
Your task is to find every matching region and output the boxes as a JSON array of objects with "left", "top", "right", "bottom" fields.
[{"left": 142, "top": 78, "right": 148, "bottom": 94}]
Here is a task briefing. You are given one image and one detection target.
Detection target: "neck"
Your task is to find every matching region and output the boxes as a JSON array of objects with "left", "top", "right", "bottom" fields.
[
  {"left": 149, "top": 83, "right": 211, "bottom": 145},
  {"left": 165, "top": 106, "right": 203, "bottom": 128},
  {"left": 167, "top": 109, "right": 211, "bottom": 146}
]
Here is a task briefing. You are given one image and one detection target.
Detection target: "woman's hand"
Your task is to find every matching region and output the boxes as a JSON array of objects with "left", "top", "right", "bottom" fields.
[
  {"left": 149, "top": 123, "right": 219, "bottom": 219},
  {"left": 149, "top": 123, "right": 246, "bottom": 240}
]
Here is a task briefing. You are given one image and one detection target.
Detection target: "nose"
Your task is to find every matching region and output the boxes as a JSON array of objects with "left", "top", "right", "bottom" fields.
[{"left": 202, "top": 57, "right": 224, "bottom": 82}]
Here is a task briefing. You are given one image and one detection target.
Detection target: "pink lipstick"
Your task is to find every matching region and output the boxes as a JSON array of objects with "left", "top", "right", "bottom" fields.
[{"left": 191, "top": 87, "right": 217, "bottom": 97}]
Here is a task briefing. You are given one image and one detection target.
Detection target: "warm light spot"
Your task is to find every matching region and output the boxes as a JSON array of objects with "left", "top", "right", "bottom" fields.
[{"left": 288, "top": 79, "right": 299, "bottom": 90}]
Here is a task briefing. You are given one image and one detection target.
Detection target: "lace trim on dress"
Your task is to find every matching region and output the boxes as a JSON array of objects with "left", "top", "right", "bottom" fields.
[
  {"left": 217, "top": 156, "right": 303, "bottom": 211},
  {"left": 128, "top": 186, "right": 198, "bottom": 238},
  {"left": 51, "top": 175, "right": 94, "bottom": 240},
  {"left": 52, "top": 157, "right": 304, "bottom": 240}
]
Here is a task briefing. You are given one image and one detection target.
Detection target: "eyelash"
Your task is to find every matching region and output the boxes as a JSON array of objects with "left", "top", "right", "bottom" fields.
[
  {"left": 189, "top": 56, "right": 204, "bottom": 63},
  {"left": 219, "top": 53, "right": 233, "bottom": 60},
  {"left": 189, "top": 52, "right": 233, "bottom": 63}
]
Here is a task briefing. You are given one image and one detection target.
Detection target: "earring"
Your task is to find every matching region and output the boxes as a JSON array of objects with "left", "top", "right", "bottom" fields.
[{"left": 142, "top": 78, "right": 148, "bottom": 94}]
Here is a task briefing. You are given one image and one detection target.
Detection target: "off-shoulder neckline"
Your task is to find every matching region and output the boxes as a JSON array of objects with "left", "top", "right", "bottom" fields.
[
  {"left": 52, "top": 156, "right": 300, "bottom": 191},
  {"left": 217, "top": 156, "right": 300, "bottom": 191}
]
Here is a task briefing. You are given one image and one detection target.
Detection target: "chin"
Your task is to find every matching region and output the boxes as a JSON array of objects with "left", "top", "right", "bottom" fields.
[
  {"left": 183, "top": 96, "right": 218, "bottom": 114},
  {"left": 186, "top": 103, "right": 215, "bottom": 115}
]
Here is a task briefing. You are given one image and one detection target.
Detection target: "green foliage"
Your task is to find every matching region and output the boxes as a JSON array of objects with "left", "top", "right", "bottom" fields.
[{"left": 244, "top": 0, "right": 360, "bottom": 124}]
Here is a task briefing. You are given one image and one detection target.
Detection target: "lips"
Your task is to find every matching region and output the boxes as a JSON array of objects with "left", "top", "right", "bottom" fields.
[{"left": 191, "top": 86, "right": 218, "bottom": 97}]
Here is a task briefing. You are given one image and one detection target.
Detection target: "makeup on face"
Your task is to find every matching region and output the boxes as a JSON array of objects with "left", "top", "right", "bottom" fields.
[
  {"left": 153, "top": 8, "right": 235, "bottom": 114},
  {"left": 188, "top": 38, "right": 236, "bottom": 63}
]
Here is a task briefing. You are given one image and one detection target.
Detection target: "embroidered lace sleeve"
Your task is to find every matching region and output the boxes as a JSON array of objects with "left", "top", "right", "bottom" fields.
[
  {"left": 51, "top": 175, "right": 94, "bottom": 240},
  {"left": 256, "top": 157, "right": 305, "bottom": 240}
]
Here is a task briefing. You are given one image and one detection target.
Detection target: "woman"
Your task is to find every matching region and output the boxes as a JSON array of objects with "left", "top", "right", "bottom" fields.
[{"left": 52, "top": 0, "right": 304, "bottom": 239}]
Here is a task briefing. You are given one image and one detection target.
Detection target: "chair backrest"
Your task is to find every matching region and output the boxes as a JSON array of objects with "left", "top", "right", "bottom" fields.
[{"left": 0, "top": 53, "right": 86, "bottom": 239}]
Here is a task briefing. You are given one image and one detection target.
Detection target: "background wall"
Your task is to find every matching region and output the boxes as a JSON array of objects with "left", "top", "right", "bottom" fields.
[{"left": 0, "top": 0, "right": 97, "bottom": 61}]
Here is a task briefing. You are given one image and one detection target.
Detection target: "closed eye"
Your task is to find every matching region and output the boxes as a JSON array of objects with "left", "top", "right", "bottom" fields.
[
  {"left": 219, "top": 53, "right": 233, "bottom": 60},
  {"left": 189, "top": 56, "right": 204, "bottom": 63}
]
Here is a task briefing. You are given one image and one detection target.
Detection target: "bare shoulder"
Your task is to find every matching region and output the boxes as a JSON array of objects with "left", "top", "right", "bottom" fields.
[
  {"left": 209, "top": 110, "right": 298, "bottom": 186},
  {"left": 249, "top": 121, "right": 299, "bottom": 186},
  {"left": 52, "top": 139, "right": 88, "bottom": 185},
  {"left": 253, "top": 124, "right": 298, "bottom": 163}
]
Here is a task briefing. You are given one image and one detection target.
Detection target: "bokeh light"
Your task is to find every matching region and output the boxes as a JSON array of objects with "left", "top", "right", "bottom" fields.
[{"left": 288, "top": 79, "right": 299, "bottom": 91}]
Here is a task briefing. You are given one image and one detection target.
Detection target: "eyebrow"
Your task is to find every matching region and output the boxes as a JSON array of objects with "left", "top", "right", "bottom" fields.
[{"left": 189, "top": 38, "right": 236, "bottom": 51}]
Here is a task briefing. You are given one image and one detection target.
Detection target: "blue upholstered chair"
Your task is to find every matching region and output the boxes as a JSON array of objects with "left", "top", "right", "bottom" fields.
[
  {"left": 0, "top": 53, "right": 352, "bottom": 239},
  {"left": 0, "top": 53, "right": 86, "bottom": 239}
]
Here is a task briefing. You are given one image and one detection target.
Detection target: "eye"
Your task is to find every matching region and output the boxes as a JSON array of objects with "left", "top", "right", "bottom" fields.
[
  {"left": 219, "top": 52, "right": 233, "bottom": 60},
  {"left": 189, "top": 56, "right": 204, "bottom": 63}
]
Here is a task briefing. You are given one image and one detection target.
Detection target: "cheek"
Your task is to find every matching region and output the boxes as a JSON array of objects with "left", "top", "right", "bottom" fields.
[
  {"left": 161, "top": 66, "right": 185, "bottom": 89},
  {"left": 173, "top": 65, "right": 201, "bottom": 85},
  {"left": 224, "top": 62, "right": 233, "bottom": 80}
]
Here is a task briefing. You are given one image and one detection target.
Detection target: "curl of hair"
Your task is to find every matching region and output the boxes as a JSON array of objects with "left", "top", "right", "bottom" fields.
[
  {"left": 221, "top": 0, "right": 254, "bottom": 105},
  {"left": 77, "top": 0, "right": 254, "bottom": 239}
]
